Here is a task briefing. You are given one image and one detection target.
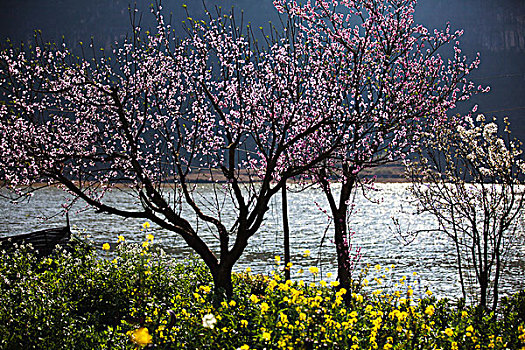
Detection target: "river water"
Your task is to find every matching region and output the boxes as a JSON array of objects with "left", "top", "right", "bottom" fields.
[{"left": 1, "top": 183, "right": 524, "bottom": 301}]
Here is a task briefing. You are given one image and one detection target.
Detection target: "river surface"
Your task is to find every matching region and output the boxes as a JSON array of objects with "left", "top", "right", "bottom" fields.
[{"left": 1, "top": 183, "right": 524, "bottom": 301}]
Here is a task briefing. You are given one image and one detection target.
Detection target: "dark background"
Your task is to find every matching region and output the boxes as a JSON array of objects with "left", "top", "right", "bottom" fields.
[{"left": 1, "top": 0, "right": 523, "bottom": 140}]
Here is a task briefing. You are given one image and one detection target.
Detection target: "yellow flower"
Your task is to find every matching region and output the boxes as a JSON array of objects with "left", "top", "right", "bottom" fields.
[
  {"left": 262, "top": 331, "right": 271, "bottom": 341},
  {"left": 117, "top": 235, "right": 125, "bottom": 242},
  {"left": 260, "top": 302, "right": 269, "bottom": 313},
  {"left": 353, "top": 293, "right": 363, "bottom": 303},
  {"left": 142, "top": 221, "right": 150, "bottom": 229},
  {"left": 466, "top": 325, "right": 474, "bottom": 332},
  {"left": 268, "top": 280, "right": 278, "bottom": 291},
  {"left": 240, "top": 320, "right": 248, "bottom": 327},
  {"left": 130, "top": 327, "right": 152, "bottom": 346},
  {"left": 278, "top": 283, "right": 289, "bottom": 292},
  {"left": 250, "top": 294, "right": 259, "bottom": 304},
  {"left": 426, "top": 290, "right": 432, "bottom": 296},
  {"left": 375, "top": 264, "right": 381, "bottom": 271},
  {"left": 240, "top": 345, "right": 249, "bottom": 350},
  {"left": 330, "top": 281, "right": 340, "bottom": 287},
  {"left": 102, "top": 243, "right": 110, "bottom": 251},
  {"left": 308, "top": 266, "right": 319, "bottom": 275},
  {"left": 327, "top": 272, "right": 333, "bottom": 278},
  {"left": 246, "top": 267, "right": 252, "bottom": 273},
  {"left": 303, "top": 249, "right": 311, "bottom": 257},
  {"left": 424, "top": 305, "right": 435, "bottom": 316},
  {"left": 444, "top": 328, "right": 454, "bottom": 337},
  {"left": 146, "top": 233, "right": 154, "bottom": 241},
  {"left": 275, "top": 255, "right": 281, "bottom": 263},
  {"left": 199, "top": 285, "right": 211, "bottom": 294}
]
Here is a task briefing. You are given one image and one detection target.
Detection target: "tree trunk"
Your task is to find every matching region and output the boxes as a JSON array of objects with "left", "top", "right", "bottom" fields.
[
  {"left": 453, "top": 232, "right": 467, "bottom": 301},
  {"left": 282, "top": 183, "right": 291, "bottom": 280},
  {"left": 492, "top": 245, "right": 502, "bottom": 311},
  {"left": 479, "top": 270, "right": 488, "bottom": 311},
  {"left": 334, "top": 209, "right": 352, "bottom": 292},
  {"left": 318, "top": 165, "right": 357, "bottom": 300},
  {"left": 333, "top": 169, "right": 357, "bottom": 298},
  {"left": 211, "top": 264, "right": 234, "bottom": 299}
]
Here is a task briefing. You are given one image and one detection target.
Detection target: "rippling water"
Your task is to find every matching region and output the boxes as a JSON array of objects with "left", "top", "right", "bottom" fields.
[{"left": 1, "top": 183, "right": 524, "bottom": 301}]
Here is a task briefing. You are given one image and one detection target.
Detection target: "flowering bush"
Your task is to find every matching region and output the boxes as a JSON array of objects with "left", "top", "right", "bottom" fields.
[
  {"left": 0, "top": 233, "right": 210, "bottom": 349},
  {"left": 0, "top": 234, "right": 524, "bottom": 349}
]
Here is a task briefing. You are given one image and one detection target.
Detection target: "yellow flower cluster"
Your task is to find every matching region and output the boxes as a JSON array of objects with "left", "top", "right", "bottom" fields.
[
  {"left": 129, "top": 327, "right": 152, "bottom": 346},
  {"left": 118, "top": 239, "right": 518, "bottom": 350}
]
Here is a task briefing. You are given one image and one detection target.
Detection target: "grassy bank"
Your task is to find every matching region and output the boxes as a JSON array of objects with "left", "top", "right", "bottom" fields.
[{"left": 1, "top": 234, "right": 524, "bottom": 349}]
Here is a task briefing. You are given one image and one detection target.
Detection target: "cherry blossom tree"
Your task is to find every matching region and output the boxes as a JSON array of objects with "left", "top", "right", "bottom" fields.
[
  {"left": 274, "top": 0, "right": 487, "bottom": 293},
  {"left": 0, "top": 5, "right": 346, "bottom": 296},
  {"left": 407, "top": 114, "right": 525, "bottom": 311}
]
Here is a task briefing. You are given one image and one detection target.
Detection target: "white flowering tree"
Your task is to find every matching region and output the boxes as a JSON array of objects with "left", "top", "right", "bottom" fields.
[{"left": 407, "top": 112, "right": 525, "bottom": 310}]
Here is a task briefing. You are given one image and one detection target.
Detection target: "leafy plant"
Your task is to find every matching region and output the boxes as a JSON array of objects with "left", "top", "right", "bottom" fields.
[{"left": 1, "top": 233, "right": 523, "bottom": 349}]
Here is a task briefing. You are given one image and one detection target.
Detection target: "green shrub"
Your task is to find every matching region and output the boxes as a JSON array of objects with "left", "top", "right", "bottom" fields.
[
  {"left": 0, "top": 233, "right": 210, "bottom": 349},
  {"left": 0, "top": 232, "right": 523, "bottom": 349}
]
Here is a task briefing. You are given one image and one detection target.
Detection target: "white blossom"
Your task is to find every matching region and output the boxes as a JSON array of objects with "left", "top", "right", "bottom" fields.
[
  {"left": 202, "top": 313, "right": 217, "bottom": 329},
  {"left": 478, "top": 167, "right": 492, "bottom": 176},
  {"left": 483, "top": 122, "right": 498, "bottom": 138}
]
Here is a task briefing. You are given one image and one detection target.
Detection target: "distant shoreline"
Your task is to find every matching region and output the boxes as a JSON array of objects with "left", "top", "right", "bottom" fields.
[{"left": 0, "top": 163, "right": 408, "bottom": 188}]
